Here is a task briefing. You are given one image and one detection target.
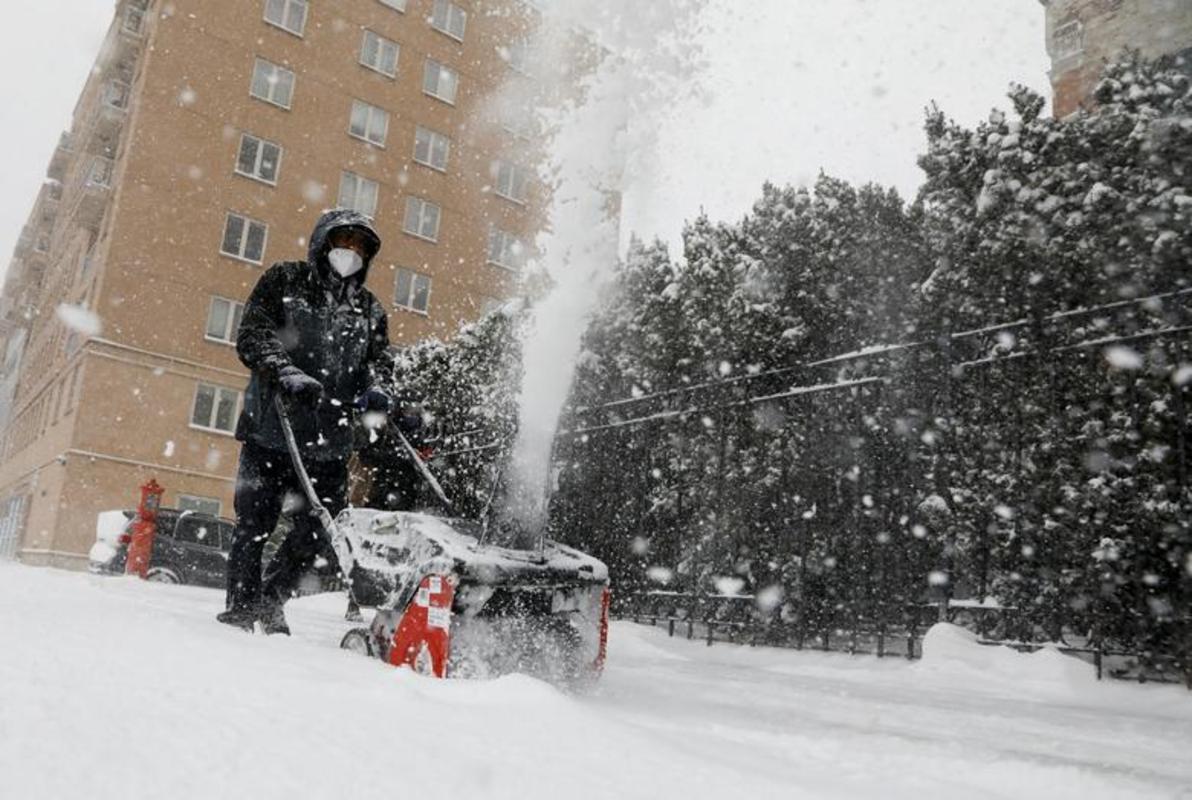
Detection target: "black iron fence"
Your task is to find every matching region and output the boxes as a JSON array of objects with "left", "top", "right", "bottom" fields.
[{"left": 617, "top": 591, "right": 1190, "bottom": 687}]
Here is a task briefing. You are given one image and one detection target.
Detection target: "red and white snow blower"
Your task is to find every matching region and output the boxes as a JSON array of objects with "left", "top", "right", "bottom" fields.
[{"left": 275, "top": 398, "right": 610, "bottom": 685}]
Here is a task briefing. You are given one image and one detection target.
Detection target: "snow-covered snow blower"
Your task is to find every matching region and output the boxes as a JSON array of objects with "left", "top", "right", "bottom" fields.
[{"left": 275, "top": 397, "right": 610, "bottom": 685}]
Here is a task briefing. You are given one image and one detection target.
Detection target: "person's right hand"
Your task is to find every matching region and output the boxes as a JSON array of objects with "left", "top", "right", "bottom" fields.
[{"left": 277, "top": 366, "right": 323, "bottom": 405}]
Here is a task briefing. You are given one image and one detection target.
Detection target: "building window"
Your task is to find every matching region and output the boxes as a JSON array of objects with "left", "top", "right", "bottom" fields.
[
  {"left": 378, "top": 0, "right": 407, "bottom": 10},
  {"left": 220, "top": 213, "right": 268, "bottom": 263},
  {"left": 87, "top": 158, "right": 114, "bottom": 188},
  {"left": 0, "top": 495, "right": 29, "bottom": 561},
  {"left": 503, "top": 40, "right": 532, "bottom": 75},
  {"left": 178, "top": 495, "right": 223, "bottom": 517},
  {"left": 264, "top": 0, "right": 307, "bottom": 36},
  {"left": 493, "top": 160, "right": 530, "bottom": 204},
  {"left": 403, "top": 197, "right": 441, "bottom": 242},
  {"left": 423, "top": 59, "right": 459, "bottom": 105},
  {"left": 502, "top": 112, "right": 536, "bottom": 141},
  {"left": 337, "top": 172, "right": 380, "bottom": 219},
  {"left": 123, "top": 1, "right": 148, "bottom": 35},
  {"left": 235, "top": 134, "right": 282, "bottom": 185},
  {"left": 413, "top": 126, "right": 451, "bottom": 171},
  {"left": 206, "top": 297, "right": 246, "bottom": 344},
  {"left": 430, "top": 0, "right": 467, "bottom": 41},
  {"left": 51, "top": 378, "right": 67, "bottom": 425},
  {"left": 349, "top": 100, "right": 390, "bottom": 146},
  {"left": 102, "top": 81, "right": 131, "bottom": 110},
  {"left": 1053, "top": 21, "right": 1083, "bottom": 60},
  {"left": 65, "top": 365, "right": 82, "bottom": 413},
  {"left": 191, "top": 384, "right": 241, "bottom": 434},
  {"left": 487, "top": 227, "right": 527, "bottom": 271},
  {"left": 360, "top": 30, "right": 400, "bottom": 78},
  {"left": 250, "top": 58, "right": 295, "bottom": 109},
  {"left": 395, "top": 268, "right": 432, "bottom": 313}
]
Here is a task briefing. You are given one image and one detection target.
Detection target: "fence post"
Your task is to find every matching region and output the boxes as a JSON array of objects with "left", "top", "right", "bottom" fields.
[
  {"left": 687, "top": 619, "right": 694, "bottom": 640},
  {"left": 706, "top": 621, "right": 715, "bottom": 647},
  {"left": 1094, "top": 644, "right": 1103, "bottom": 681},
  {"left": 877, "top": 626, "right": 886, "bottom": 658},
  {"left": 668, "top": 618, "right": 675, "bottom": 637},
  {"left": 821, "top": 628, "right": 830, "bottom": 651}
]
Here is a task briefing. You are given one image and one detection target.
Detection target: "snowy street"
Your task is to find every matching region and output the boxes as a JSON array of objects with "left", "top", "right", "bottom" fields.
[{"left": 1, "top": 562, "right": 1189, "bottom": 800}]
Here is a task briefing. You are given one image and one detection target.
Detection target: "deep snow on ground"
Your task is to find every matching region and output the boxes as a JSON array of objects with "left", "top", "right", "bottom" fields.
[{"left": 1, "top": 563, "right": 1189, "bottom": 800}]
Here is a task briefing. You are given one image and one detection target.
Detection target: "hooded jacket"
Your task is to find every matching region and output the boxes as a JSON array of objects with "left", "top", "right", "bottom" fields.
[{"left": 234, "top": 209, "right": 392, "bottom": 461}]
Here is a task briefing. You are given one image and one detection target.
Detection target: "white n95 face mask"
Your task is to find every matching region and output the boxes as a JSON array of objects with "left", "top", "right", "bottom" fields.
[{"left": 328, "top": 248, "right": 364, "bottom": 278}]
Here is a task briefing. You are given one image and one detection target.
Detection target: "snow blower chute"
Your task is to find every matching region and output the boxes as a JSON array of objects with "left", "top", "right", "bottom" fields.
[{"left": 275, "top": 397, "right": 610, "bottom": 684}]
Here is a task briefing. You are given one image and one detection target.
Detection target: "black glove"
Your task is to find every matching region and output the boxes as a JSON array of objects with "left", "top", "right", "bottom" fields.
[
  {"left": 397, "top": 409, "right": 423, "bottom": 436},
  {"left": 276, "top": 366, "right": 323, "bottom": 405},
  {"left": 355, "top": 386, "right": 392, "bottom": 414}
]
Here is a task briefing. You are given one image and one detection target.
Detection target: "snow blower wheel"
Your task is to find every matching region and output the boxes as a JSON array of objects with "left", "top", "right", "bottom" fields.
[{"left": 340, "top": 627, "right": 374, "bottom": 658}]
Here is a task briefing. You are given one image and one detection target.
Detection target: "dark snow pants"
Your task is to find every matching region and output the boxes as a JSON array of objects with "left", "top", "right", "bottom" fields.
[{"left": 225, "top": 441, "right": 348, "bottom": 613}]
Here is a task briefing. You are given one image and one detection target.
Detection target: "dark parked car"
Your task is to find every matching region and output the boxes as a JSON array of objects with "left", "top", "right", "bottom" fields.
[{"left": 89, "top": 507, "right": 235, "bottom": 589}]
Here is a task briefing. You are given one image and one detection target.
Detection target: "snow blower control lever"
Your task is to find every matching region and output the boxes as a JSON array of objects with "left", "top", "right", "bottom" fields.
[{"left": 393, "top": 426, "right": 453, "bottom": 511}]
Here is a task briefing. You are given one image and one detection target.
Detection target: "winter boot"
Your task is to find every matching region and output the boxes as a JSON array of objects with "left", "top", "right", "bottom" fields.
[
  {"left": 217, "top": 606, "right": 256, "bottom": 632},
  {"left": 259, "top": 598, "right": 291, "bottom": 636},
  {"left": 344, "top": 595, "right": 363, "bottom": 623}
]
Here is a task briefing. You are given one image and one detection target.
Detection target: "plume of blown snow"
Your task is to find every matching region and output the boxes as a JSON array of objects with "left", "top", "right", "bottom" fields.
[{"left": 498, "top": 0, "right": 708, "bottom": 536}]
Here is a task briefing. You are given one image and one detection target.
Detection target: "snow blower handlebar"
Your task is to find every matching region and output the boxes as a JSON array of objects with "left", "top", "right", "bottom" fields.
[{"left": 272, "top": 395, "right": 342, "bottom": 545}]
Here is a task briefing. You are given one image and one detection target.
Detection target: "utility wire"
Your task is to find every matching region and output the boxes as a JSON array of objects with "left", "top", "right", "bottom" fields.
[{"left": 572, "top": 287, "right": 1192, "bottom": 416}]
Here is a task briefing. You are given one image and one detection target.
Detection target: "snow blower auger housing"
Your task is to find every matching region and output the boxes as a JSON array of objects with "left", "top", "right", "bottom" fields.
[{"left": 333, "top": 509, "right": 610, "bottom": 684}]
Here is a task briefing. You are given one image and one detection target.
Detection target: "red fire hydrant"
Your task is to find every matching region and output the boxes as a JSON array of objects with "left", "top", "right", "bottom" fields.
[{"left": 125, "top": 479, "right": 164, "bottom": 578}]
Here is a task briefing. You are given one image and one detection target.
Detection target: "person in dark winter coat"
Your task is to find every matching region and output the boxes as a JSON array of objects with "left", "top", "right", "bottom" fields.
[{"left": 219, "top": 209, "right": 393, "bottom": 634}]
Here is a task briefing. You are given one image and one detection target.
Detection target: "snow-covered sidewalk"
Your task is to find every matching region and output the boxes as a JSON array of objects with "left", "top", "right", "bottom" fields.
[{"left": 1, "top": 562, "right": 1188, "bottom": 799}]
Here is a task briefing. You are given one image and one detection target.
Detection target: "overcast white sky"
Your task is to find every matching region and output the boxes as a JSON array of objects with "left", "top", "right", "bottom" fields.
[
  {"left": 623, "top": 0, "right": 1052, "bottom": 251},
  {"left": 0, "top": 0, "right": 112, "bottom": 280},
  {"left": 0, "top": 0, "right": 1050, "bottom": 278}
]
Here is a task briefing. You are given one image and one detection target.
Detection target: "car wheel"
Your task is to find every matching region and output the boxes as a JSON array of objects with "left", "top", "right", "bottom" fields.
[{"left": 145, "top": 567, "right": 181, "bottom": 585}]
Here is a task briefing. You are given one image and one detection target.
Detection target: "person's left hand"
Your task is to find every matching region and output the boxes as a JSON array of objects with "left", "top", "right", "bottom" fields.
[
  {"left": 354, "top": 386, "right": 392, "bottom": 414},
  {"left": 397, "top": 407, "right": 424, "bottom": 437}
]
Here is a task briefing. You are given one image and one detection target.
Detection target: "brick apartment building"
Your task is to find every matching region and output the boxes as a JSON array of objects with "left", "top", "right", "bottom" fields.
[
  {"left": 0, "top": 0, "right": 567, "bottom": 566},
  {"left": 1040, "top": 0, "right": 1192, "bottom": 117}
]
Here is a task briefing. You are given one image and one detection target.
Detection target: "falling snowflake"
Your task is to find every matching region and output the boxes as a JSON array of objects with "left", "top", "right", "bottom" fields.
[
  {"left": 56, "top": 304, "right": 102, "bottom": 336},
  {"left": 1104, "top": 345, "right": 1143, "bottom": 370},
  {"left": 713, "top": 576, "right": 746, "bottom": 596},
  {"left": 755, "top": 584, "right": 783, "bottom": 612},
  {"left": 647, "top": 566, "right": 674, "bottom": 585}
]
